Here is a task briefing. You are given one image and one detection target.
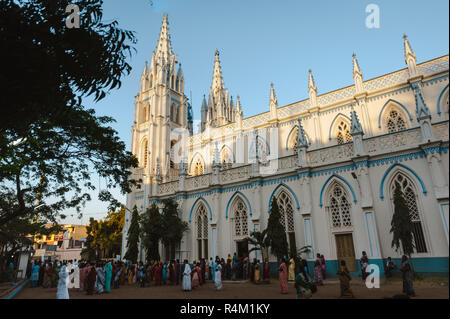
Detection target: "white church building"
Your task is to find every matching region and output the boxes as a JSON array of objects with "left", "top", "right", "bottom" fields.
[{"left": 122, "top": 16, "right": 449, "bottom": 277}]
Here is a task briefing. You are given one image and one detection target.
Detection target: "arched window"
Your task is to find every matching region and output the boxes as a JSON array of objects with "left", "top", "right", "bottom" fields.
[
  {"left": 336, "top": 120, "right": 352, "bottom": 145},
  {"left": 232, "top": 198, "right": 248, "bottom": 237},
  {"left": 390, "top": 173, "right": 427, "bottom": 253},
  {"left": 386, "top": 109, "right": 407, "bottom": 133},
  {"left": 277, "top": 190, "right": 296, "bottom": 251},
  {"left": 192, "top": 156, "right": 204, "bottom": 176},
  {"left": 328, "top": 183, "right": 352, "bottom": 229},
  {"left": 141, "top": 139, "right": 148, "bottom": 168},
  {"left": 221, "top": 147, "right": 233, "bottom": 169},
  {"left": 196, "top": 203, "right": 209, "bottom": 259},
  {"left": 250, "top": 136, "right": 269, "bottom": 162}
]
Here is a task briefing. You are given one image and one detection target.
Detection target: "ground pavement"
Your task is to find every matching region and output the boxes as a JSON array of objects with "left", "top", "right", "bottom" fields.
[{"left": 14, "top": 278, "right": 449, "bottom": 299}]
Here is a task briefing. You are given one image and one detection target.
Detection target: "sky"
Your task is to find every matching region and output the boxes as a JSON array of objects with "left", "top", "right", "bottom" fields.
[{"left": 60, "top": 0, "right": 449, "bottom": 225}]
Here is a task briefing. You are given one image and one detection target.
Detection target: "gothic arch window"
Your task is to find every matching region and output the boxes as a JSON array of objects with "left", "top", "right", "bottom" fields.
[
  {"left": 196, "top": 203, "right": 209, "bottom": 259},
  {"left": 221, "top": 147, "right": 233, "bottom": 169},
  {"left": 335, "top": 120, "right": 352, "bottom": 145},
  {"left": 390, "top": 173, "right": 427, "bottom": 253},
  {"left": 327, "top": 182, "right": 352, "bottom": 230},
  {"left": 277, "top": 190, "right": 296, "bottom": 251},
  {"left": 191, "top": 155, "right": 205, "bottom": 176},
  {"left": 384, "top": 108, "right": 407, "bottom": 133},
  {"left": 231, "top": 198, "right": 249, "bottom": 238},
  {"left": 141, "top": 139, "right": 148, "bottom": 168},
  {"left": 249, "top": 136, "right": 269, "bottom": 162}
]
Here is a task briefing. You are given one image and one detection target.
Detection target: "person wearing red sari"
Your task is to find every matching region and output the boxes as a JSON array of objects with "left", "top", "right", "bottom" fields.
[
  {"left": 192, "top": 264, "right": 200, "bottom": 288},
  {"left": 170, "top": 261, "right": 176, "bottom": 285},
  {"left": 86, "top": 263, "right": 97, "bottom": 295},
  {"left": 79, "top": 263, "right": 87, "bottom": 291},
  {"left": 263, "top": 258, "right": 271, "bottom": 283},
  {"left": 278, "top": 258, "right": 288, "bottom": 294},
  {"left": 154, "top": 263, "right": 162, "bottom": 286}
]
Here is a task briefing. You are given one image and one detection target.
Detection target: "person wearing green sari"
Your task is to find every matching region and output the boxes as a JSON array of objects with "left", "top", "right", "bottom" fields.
[
  {"left": 337, "top": 260, "right": 354, "bottom": 298},
  {"left": 294, "top": 270, "right": 312, "bottom": 299},
  {"left": 400, "top": 255, "right": 415, "bottom": 297},
  {"left": 104, "top": 260, "right": 112, "bottom": 293}
]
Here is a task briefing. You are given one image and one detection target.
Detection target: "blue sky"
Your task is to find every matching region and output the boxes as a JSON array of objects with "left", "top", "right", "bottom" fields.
[{"left": 61, "top": 0, "right": 449, "bottom": 224}]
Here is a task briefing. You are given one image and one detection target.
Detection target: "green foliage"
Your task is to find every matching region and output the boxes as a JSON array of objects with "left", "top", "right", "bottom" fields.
[
  {"left": 0, "top": 0, "right": 140, "bottom": 229},
  {"left": 266, "top": 197, "right": 289, "bottom": 262},
  {"left": 140, "top": 204, "right": 162, "bottom": 263},
  {"left": 161, "top": 199, "right": 189, "bottom": 259},
  {"left": 124, "top": 206, "right": 140, "bottom": 263},
  {"left": 246, "top": 229, "right": 270, "bottom": 262},
  {"left": 81, "top": 206, "right": 125, "bottom": 260},
  {"left": 390, "top": 183, "right": 415, "bottom": 257}
]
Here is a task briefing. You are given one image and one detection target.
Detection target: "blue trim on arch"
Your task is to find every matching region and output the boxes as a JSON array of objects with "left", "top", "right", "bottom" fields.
[
  {"left": 437, "top": 84, "right": 449, "bottom": 116},
  {"left": 328, "top": 113, "right": 351, "bottom": 141},
  {"left": 319, "top": 174, "right": 357, "bottom": 207},
  {"left": 220, "top": 144, "right": 236, "bottom": 162},
  {"left": 189, "top": 197, "right": 213, "bottom": 223},
  {"left": 379, "top": 163, "right": 428, "bottom": 200},
  {"left": 225, "top": 191, "right": 252, "bottom": 219},
  {"left": 267, "top": 183, "right": 300, "bottom": 213},
  {"left": 377, "top": 99, "right": 414, "bottom": 129}
]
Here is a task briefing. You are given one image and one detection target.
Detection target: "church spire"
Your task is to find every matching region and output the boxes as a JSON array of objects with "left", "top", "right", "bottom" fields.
[
  {"left": 350, "top": 110, "right": 363, "bottom": 135},
  {"left": 308, "top": 70, "right": 318, "bottom": 107},
  {"left": 352, "top": 53, "right": 364, "bottom": 92},
  {"left": 155, "top": 15, "right": 174, "bottom": 64},
  {"left": 269, "top": 82, "right": 278, "bottom": 120},
  {"left": 211, "top": 49, "right": 225, "bottom": 96},
  {"left": 403, "top": 34, "right": 418, "bottom": 77}
]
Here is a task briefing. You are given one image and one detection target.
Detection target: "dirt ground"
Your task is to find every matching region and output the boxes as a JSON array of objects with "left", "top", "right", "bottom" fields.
[{"left": 14, "top": 277, "right": 449, "bottom": 299}]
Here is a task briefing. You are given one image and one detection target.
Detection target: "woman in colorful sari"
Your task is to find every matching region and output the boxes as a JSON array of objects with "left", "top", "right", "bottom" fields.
[
  {"left": 86, "top": 263, "right": 97, "bottom": 295},
  {"left": 31, "top": 261, "right": 40, "bottom": 288},
  {"left": 128, "top": 264, "right": 134, "bottom": 285},
  {"left": 192, "top": 263, "right": 200, "bottom": 289},
  {"left": 314, "top": 258, "right": 323, "bottom": 286},
  {"left": 94, "top": 263, "right": 105, "bottom": 294},
  {"left": 162, "top": 262, "right": 167, "bottom": 284},
  {"left": 254, "top": 260, "right": 261, "bottom": 283},
  {"left": 288, "top": 258, "right": 295, "bottom": 281},
  {"left": 337, "top": 260, "right": 354, "bottom": 298},
  {"left": 120, "top": 263, "right": 127, "bottom": 285},
  {"left": 182, "top": 260, "right": 192, "bottom": 291},
  {"left": 215, "top": 263, "right": 223, "bottom": 291},
  {"left": 56, "top": 264, "right": 69, "bottom": 299},
  {"left": 263, "top": 258, "right": 271, "bottom": 283},
  {"left": 295, "top": 268, "right": 312, "bottom": 299},
  {"left": 104, "top": 260, "right": 112, "bottom": 293},
  {"left": 400, "top": 255, "right": 415, "bottom": 297},
  {"left": 154, "top": 263, "right": 162, "bottom": 285},
  {"left": 278, "top": 258, "right": 288, "bottom": 294},
  {"left": 170, "top": 261, "right": 177, "bottom": 285},
  {"left": 320, "top": 255, "right": 326, "bottom": 280},
  {"left": 43, "top": 263, "right": 53, "bottom": 288},
  {"left": 52, "top": 262, "right": 60, "bottom": 288}
]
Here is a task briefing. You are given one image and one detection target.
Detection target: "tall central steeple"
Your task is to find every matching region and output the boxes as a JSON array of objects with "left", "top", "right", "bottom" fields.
[
  {"left": 155, "top": 15, "right": 175, "bottom": 64},
  {"left": 201, "top": 50, "right": 239, "bottom": 131}
]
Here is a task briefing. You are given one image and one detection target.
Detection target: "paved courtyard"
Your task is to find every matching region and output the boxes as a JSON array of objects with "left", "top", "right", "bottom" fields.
[{"left": 14, "top": 278, "right": 449, "bottom": 299}]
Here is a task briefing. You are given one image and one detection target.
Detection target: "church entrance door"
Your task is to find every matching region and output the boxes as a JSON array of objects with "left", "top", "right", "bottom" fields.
[
  {"left": 236, "top": 239, "right": 249, "bottom": 259},
  {"left": 335, "top": 233, "right": 357, "bottom": 272}
]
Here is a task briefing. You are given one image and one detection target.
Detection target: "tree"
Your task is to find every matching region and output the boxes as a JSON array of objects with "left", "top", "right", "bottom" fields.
[
  {"left": 0, "top": 0, "right": 140, "bottom": 229},
  {"left": 246, "top": 229, "right": 270, "bottom": 263},
  {"left": 141, "top": 204, "right": 162, "bottom": 263},
  {"left": 390, "top": 182, "right": 415, "bottom": 270},
  {"left": 124, "top": 206, "right": 140, "bottom": 263},
  {"left": 161, "top": 199, "right": 189, "bottom": 260},
  {"left": 81, "top": 217, "right": 99, "bottom": 261},
  {"left": 266, "top": 197, "right": 289, "bottom": 262}
]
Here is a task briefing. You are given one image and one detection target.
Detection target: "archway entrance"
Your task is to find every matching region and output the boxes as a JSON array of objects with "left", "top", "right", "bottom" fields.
[
  {"left": 335, "top": 233, "right": 356, "bottom": 272},
  {"left": 236, "top": 239, "right": 249, "bottom": 259}
]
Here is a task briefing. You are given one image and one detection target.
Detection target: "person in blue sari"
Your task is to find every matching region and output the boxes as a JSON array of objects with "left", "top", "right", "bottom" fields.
[
  {"left": 400, "top": 255, "right": 415, "bottom": 297},
  {"left": 95, "top": 263, "right": 105, "bottom": 294},
  {"left": 31, "top": 261, "right": 40, "bottom": 287},
  {"left": 162, "top": 262, "right": 167, "bottom": 284},
  {"left": 104, "top": 260, "right": 112, "bottom": 293}
]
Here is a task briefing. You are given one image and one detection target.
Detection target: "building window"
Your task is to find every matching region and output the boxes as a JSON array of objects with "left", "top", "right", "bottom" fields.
[
  {"left": 336, "top": 121, "right": 352, "bottom": 145},
  {"left": 390, "top": 173, "right": 427, "bottom": 253},
  {"left": 141, "top": 139, "right": 148, "bottom": 168},
  {"left": 221, "top": 147, "right": 233, "bottom": 169},
  {"left": 328, "top": 183, "right": 352, "bottom": 229},
  {"left": 386, "top": 109, "right": 407, "bottom": 133},
  {"left": 232, "top": 198, "right": 248, "bottom": 237},
  {"left": 277, "top": 190, "right": 296, "bottom": 251},
  {"left": 192, "top": 157, "right": 204, "bottom": 176},
  {"left": 196, "top": 203, "right": 209, "bottom": 259}
]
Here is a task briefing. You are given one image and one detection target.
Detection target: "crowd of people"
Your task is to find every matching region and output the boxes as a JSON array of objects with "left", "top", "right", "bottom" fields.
[{"left": 23, "top": 250, "right": 416, "bottom": 299}]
